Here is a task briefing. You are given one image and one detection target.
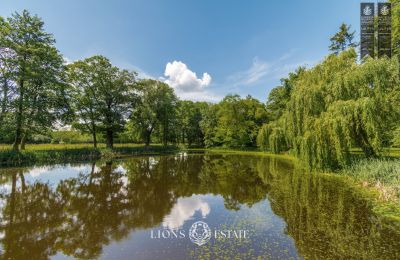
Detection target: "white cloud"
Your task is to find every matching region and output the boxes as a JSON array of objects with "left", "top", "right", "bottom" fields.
[
  {"left": 163, "top": 61, "right": 218, "bottom": 102},
  {"left": 227, "top": 57, "right": 270, "bottom": 87},
  {"left": 162, "top": 197, "right": 210, "bottom": 230},
  {"left": 244, "top": 57, "right": 270, "bottom": 85},
  {"left": 164, "top": 61, "right": 211, "bottom": 91},
  {"left": 227, "top": 51, "right": 316, "bottom": 88}
]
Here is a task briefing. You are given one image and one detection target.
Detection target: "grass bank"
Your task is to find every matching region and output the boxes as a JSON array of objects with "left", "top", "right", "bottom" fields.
[
  {"left": 335, "top": 158, "right": 400, "bottom": 221},
  {"left": 0, "top": 144, "right": 179, "bottom": 166}
]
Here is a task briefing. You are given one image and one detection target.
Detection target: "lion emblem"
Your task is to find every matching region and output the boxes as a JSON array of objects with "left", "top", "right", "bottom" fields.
[{"left": 189, "top": 221, "right": 211, "bottom": 246}]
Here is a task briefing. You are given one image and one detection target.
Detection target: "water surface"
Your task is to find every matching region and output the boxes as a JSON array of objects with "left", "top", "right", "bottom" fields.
[{"left": 0, "top": 153, "right": 399, "bottom": 259}]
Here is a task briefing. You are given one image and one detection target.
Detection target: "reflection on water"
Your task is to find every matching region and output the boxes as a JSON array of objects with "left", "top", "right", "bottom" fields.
[
  {"left": 0, "top": 153, "right": 399, "bottom": 259},
  {"left": 163, "top": 197, "right": 210, "bottom": 230}
]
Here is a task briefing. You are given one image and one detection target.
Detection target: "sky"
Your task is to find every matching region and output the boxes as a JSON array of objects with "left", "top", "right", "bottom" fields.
[{"left": 1, "top": 0, "right": 364, "bottom": 102}]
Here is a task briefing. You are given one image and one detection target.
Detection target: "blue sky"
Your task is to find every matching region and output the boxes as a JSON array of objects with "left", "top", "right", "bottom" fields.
[{"left": 1, "top": 0, "right": 362, "bottom": 102}]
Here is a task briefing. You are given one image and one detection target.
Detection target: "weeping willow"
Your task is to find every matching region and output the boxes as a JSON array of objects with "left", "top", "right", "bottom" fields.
[
  {"left": 258, "top": 49, "right": 400, "bottom": 169},
  {"left": 257, "top": 119, "right": 287, "bottom": 154}
]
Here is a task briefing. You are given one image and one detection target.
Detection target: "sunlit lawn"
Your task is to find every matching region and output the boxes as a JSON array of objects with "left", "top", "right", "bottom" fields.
[
  {"left": 0, "top": 143, "right": 148, "bottom": 151},
  {"left": 350, "top": 147, "right": 400, "bottom": 158}
]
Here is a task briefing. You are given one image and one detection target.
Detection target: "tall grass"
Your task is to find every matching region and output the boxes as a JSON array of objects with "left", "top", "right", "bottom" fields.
[{"left": 339, "top": 158, "right": 400, "bottom": 201}]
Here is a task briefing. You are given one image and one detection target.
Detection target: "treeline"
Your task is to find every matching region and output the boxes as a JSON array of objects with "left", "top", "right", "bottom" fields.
[
  {"left": 0, "top": 10, "right": 268, "bottom": 150},
  {"left": 1, "top": 10, "right": 400, "bottom": 170}
]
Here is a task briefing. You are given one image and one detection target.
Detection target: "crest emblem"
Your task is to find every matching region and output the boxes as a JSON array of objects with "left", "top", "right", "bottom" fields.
[
  {"left": 381, "top": 5, "right": 390, "bottom": 16},
  {"left": 363, "top": 5, "right": 373, "bottom": 16},
  {"left": 188, "top": 221, "right": 212, "bottom": 246}
]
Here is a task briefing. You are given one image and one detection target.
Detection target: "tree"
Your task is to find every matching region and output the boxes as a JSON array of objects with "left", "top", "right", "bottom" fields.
[
  {"left": 259, "top": 49, "right": 400, "bottom": 169},
  {"left": 266, "top": 67, "right": 304, "bottom": 121},
  {"left": 199, "top": 103, "right": 219, "bottom": 147},
  {"left": 208, "top": 95, "right": 267, "bottom": 148},
  {"left": 67, "top": 56, "right": 137, "bottom": 149},
  {"left": 130, "top": 79, "right": 177, "bottom": 146},
  {"left": 391, "top": 0, "right": 400, "bottom": 57},
  {"left": 67, "top": 60, "right": 100, "bottom": 147},
  {"left": 0, "top": 17, "right": 14, "bottom": 143},
  {"left": 329, "top": 23, "right": 358, "bottom": 55},
  {"left": 176, "top": 100, "right": 206, "bottom": 146},
  {"left": 0, "top": 10, "right": 68, "bottom": 150}
]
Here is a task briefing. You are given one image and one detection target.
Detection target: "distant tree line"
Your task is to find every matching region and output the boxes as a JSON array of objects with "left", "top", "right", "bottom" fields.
[{"left": 0, "top": 10, "right": 268, "bottom": 150}]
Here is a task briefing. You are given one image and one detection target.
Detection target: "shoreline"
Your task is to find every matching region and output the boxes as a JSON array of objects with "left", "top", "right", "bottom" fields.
[{"left": 0, "top": 144, "right": 399, "bottom": 221}]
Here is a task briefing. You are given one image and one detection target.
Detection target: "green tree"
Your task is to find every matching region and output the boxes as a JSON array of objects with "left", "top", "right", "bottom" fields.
[
  {"left": 176, "top": 100, "right": 206, "bottom": 146},
  {"left": 130, "top": 79, "right": 177, "bottom": 146},
  {"left": 266, "top": 67, "right": 304, "bottom": 121},
  {"left": 199, "top": 103, "right": 219, "bottom": 147},
  {"left": 67, "top": 60, "right": 100, "bottom": 147},
  {"left": 260, "top": 50, "right": 400, "bottom": 169},
  {"left": 67, "top": 56, "right": 137, "bottom": 149},
  {"left": 329, "top": 23, "right": 358, "bottom": 55},
  {"left": 212, "top": 95, "right": 267, "bottom": 147},
  {"left": 0, "top": 17, "right": 14, "bottom": 143},
  {"left": 0, "top": 10, "right": 68, "bottom": 150},
  {"left": 391, "top": 0, "right": 400, "bottom": 57}
]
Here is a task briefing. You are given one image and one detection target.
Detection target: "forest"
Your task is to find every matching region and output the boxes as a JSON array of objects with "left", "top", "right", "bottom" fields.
[{"left": 0, "top": 6, "right": 400, "bottom": 170}]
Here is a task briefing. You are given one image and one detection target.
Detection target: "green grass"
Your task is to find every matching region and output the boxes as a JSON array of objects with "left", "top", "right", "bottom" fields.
[
  {"left": 0, "top": 143, "right": 146, "bottom": 151},
  {"left": 0, "top": 144, "right": 179, "bottom": 166},
  {"left": 338, "top": 158, "right": 400, "bottom": 201}
]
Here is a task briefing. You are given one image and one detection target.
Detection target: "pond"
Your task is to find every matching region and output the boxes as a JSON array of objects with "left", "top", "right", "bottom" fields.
[{"left": 0, "top": 153, "right": 399, "bottom": 259}]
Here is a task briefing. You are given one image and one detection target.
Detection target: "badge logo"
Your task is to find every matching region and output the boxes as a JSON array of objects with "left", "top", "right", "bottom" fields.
[
  {"left": 188, "top": 221, "right": 212, "bottom": 246},
  {"left": 381, "top": 5, "right": 390, "bottom": 16},
  {"left": 363, "top": 5, "right": 373, "bottom": 16}
]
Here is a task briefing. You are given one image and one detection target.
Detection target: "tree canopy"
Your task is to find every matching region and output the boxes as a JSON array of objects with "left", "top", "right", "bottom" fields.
[{"left": 258, "top": 49, "right": 400, "bottom": 169}]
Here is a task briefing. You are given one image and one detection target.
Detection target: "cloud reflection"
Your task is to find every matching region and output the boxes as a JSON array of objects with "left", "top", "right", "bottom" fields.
[{"left": 162, "top": 197, "right": 210, "bottom": 229}]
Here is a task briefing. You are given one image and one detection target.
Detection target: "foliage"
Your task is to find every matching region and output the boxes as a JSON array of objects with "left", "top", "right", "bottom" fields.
[
  {"left": 392, "top": 0, "right": 400, "bottom": 57},
  {"left": 392, "top": 126, "right": 400, "bottom": 147},
  {"left": 257, "top": 119, "right": 287, "bottom": 154},
  {"left": 202, "top": 95, "right": 267, "bottom": 148},
  {"left": 67, "top": 56, "right": 137, "bottom": 148},
  {"left": 176, "top": 100, "right": 206, "bottom": 146},
  {"left": 258, "top": 50, "right": 400, "bottom": 170},
  {"left": 51, "top": 130, "right": 94, "bottom": 144},
  {"left": 130, "top": 79, "right": 178, "bottom": 146},
  {"left": 0, "top": 10, "right": 69, "bottom": 150},
  {"left": 329, "top": 23, "right": 358, "bottom": 55}
]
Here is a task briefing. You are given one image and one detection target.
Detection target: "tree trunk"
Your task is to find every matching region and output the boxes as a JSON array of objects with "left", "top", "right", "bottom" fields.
[
  {"left": 0, "top": 78, "right": 8, "bottom": 122},
  {"left": 163, "top": 118, "right": 168, "bottom": 147},
  {"left": 13, "top": 79, "right": 25, "bottom": 151},
  {"left": 20, "top": 133, "right": 27, "bottom": 150},
  {"left": 92, "top": 131, "right": 97, "bottom": 148},
  {"left": 145, "top": 130, "right": 151, "bottom": 146},
  {"left": 106, "top": 129, "right": 113, "bottom": 149},
  {"left": 91, "top": 121, "right": 97, "bottom": 148}
]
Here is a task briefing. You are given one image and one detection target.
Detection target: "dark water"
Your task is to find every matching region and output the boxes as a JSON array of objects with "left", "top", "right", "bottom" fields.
[{"left": 0, "top": 153, "right": 399, "bottom": 259}]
